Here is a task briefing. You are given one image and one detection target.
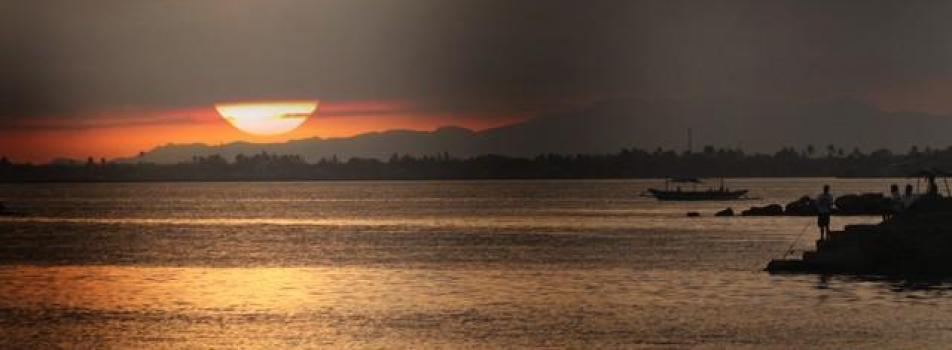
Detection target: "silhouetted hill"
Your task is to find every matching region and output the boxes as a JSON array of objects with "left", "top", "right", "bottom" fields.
[
  {"left": 118, "top": 98, "right": 952, "bottom": 164},
  {"left": 474, "top": 98, "right": 952, "bottom": 157},
  {"left": 120, "top": 126, "right": 479, "bottom": 164}
]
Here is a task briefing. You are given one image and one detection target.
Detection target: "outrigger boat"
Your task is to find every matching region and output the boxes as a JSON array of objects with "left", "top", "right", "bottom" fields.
[{"left": 643, "top": 177, "right": 750, "bottom": 201}]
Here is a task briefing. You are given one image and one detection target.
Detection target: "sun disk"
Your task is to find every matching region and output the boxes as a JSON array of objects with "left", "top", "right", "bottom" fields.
[{"left": 215, "top": 101, "right": 319, "bottom": 136}]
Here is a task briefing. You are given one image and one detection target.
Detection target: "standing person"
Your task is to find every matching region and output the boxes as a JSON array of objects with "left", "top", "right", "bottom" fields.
[
  {"left": 885, "top": 184, "right": 902, "bottom": 221},
  {"left": 903, "top": 184, "right": 917, "bottom": 209},
  {"left": 816, "top": 185, "right": 834, "bottom": 240},
  {"left": 927, "top": 174, "right": 939, "bottom": 198}
]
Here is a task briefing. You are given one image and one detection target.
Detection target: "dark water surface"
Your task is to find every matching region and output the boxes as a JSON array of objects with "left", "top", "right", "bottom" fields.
[{"left": 1, "top": 179, "right": 950, "bottom": 349}]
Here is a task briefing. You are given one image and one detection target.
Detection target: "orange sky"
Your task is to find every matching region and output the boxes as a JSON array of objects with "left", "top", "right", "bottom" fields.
[{"left": 0, "top": 101, "right": 527, "bottom": 163}]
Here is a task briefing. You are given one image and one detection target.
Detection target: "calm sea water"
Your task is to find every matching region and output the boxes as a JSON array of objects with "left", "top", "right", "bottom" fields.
[{"left": 1, "top": 179, "right": 950, "bottom": 349}]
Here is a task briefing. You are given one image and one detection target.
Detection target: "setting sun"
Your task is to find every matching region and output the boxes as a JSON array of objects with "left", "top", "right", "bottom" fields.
[{"left": 214, "top": 101, "right": 319, "bottom": 136}]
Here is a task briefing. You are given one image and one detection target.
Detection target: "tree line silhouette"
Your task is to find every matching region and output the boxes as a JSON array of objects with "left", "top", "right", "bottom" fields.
[{"left": 1, "top": 145, "right": 950, "bottom": 182}]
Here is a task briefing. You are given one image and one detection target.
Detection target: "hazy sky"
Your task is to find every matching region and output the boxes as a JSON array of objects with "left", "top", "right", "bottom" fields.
[{"left": 3, "top": 0, "right": 952, "bottom": 161}]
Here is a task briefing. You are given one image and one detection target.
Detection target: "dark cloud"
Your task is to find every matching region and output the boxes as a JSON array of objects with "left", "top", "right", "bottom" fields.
[
  {"left": 0, "top": 114, "right": 198, "bottom": 131},
  {"left": 3, "top": 0, "right": 952, "bottom": 120}
]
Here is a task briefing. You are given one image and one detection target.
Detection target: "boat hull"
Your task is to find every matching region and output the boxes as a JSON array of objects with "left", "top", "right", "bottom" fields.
[{"left": 646, "top": 188, "right": 749, "bottom": 201}]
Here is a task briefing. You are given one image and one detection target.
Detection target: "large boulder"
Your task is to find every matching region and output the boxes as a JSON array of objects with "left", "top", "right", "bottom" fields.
[
  {"left": 741, "top": 204, "right": 784, "bottom": 216},
  {"left": 715, "top": 207, "right": 735, "bottom": 217},
  {"left": 784, "top": 196, "right": 817, "bottom": 216},
  {"left": 835, "top": 193, "right": 888, "bottom": 215}
]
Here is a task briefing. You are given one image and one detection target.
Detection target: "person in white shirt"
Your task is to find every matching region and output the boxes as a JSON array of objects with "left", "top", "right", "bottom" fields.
[{"left": 815, "top": 185, "right": 834, "bottom": 240}]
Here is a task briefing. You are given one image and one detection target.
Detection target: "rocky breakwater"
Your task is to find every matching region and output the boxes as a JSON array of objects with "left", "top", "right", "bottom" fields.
[
  {"left": 713, "top": 193, "right": 889, "bottom": 217},
  {"left": 767, "top": 196, "right": 952, "bottom": 275}
]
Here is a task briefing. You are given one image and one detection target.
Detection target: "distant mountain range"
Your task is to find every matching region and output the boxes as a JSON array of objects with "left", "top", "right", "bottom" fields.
[{"left": 118, "top": 98, "right": 952, "bottom": 164}]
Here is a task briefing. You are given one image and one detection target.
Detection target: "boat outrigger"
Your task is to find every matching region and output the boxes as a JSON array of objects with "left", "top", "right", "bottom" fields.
[{"left": 644, "top": 177, "right": 750, "bottom": 201}]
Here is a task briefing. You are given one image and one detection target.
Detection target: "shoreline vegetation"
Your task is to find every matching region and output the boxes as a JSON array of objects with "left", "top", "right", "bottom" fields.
[{"left": 1, "top": 145, "right": 949, "bottom": 182}]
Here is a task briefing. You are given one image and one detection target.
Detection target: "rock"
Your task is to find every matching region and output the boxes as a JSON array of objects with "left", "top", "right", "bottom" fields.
[
  {"left": 835, "top": 193, "right": 888, "bottom": 215},
  {"left": 715, "top": 208, "right": 734, "bottom": 217},
  {"left": 784, "top": 196, "right": 817, "bottom": 216},
  {"left": 686, "top": 211, "right": 701, "bottom": 217},
  {"left": 741, "top": 204, "right": 784, "bottom": 216}
]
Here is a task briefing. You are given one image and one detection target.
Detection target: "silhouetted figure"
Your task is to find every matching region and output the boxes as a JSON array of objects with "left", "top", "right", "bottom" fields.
[
  {"left": 902, "top": 184, "right": 917, "bottom": 210},
  {"left": 927, "top": 174, "right": 939, "bottom": 198},
  {"left": 885, "top": 184, "right": 901, "bottom": 221},
  {"left": 816, "top": 185, "right": 834, "bottom": 240}
]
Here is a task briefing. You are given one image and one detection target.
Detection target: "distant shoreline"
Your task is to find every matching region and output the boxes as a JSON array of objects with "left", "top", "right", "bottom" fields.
[{"left": 1, "top": 147, "right": 940, "bottom": 182}]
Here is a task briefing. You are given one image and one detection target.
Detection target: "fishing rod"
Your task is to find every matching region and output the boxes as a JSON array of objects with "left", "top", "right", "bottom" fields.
[{"left": 780, "top": 219, "right": 814, "bottom": 259}]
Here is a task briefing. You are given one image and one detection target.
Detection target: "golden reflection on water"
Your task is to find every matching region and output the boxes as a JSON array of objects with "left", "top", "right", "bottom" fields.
[
  {"left": 0, "top": 267, "right": 320, "bottom": 312},
  {"left": 0, "top": 215, "right": 879, "bottom": 235},
  {"left": 1, "top": 266, "right": 950, "bottom": 348},
  {"left": 0, "top": 266, "right": 717, "bottom": 314},
  {"left": 0, "top": 265, "right": 901, "bottom": 314},
  {"left": 1, "top": 266, "right": 579, "bottom": 314}
]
